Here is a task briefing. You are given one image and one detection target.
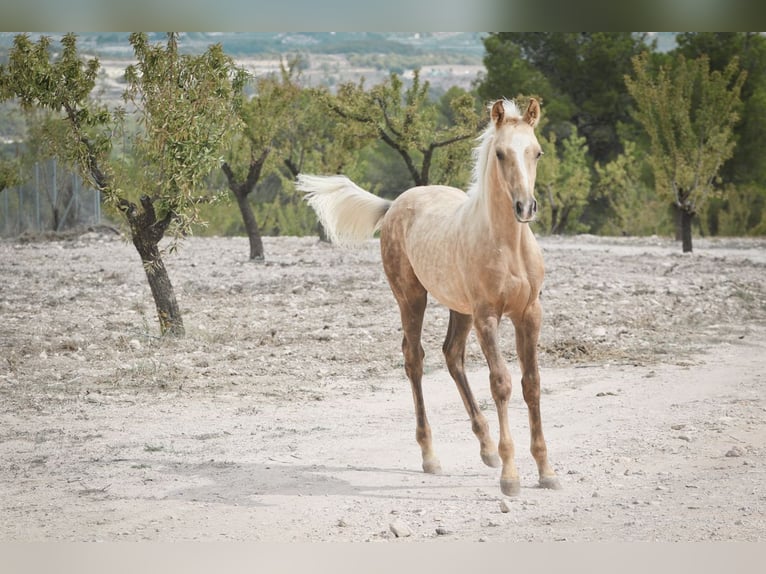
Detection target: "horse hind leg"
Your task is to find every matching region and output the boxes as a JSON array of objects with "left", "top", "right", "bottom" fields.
[
  {"left": 442, "top": 310, "right": 501, "bottom": 468},
  {"left": 398, "top": 288, "right": 442, "bottom": 474},
  {"left": 382, "top": 239, "right": 441, "bottom": 475}
]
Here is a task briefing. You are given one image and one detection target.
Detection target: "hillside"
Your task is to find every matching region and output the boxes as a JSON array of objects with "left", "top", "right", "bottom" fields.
[{"left": 0, "top": 32, "right": 487, "bottom": 109}]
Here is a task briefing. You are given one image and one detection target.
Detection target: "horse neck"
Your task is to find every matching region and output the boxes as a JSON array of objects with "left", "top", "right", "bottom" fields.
[{"left": 466, "top": 161, "right": 525, "bottom": 247}]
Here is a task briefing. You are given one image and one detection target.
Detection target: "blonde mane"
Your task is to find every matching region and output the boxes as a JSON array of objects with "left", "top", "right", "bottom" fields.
[{"left": 468, "top": 99, "right": 523, "bottom": 197}]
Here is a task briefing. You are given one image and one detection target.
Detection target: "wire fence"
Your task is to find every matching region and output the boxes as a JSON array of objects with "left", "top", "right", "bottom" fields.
[{"left": 1, "top": 158, "right": 101, "bottom": 237}]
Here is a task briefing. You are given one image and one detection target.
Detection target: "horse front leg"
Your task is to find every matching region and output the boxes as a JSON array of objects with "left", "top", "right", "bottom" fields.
[
  {"left": 443, "top": 310, "right": 501, "bottom": 468},
  {"left": 514, "top": 300, "right": 561, "bottom": 490},
  {"left": 474, "top": 311, "right": 520, "bottom": 496}
]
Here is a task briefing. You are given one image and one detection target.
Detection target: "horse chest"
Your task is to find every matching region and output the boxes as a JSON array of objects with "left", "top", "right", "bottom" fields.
[{"left": 472, "top": 241, "right": 543, "bottom": 309}]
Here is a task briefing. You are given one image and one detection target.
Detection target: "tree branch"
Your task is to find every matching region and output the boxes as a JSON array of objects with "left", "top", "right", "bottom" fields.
[{"left": 379, "top": 129, "right": 422, "bottom": 186}]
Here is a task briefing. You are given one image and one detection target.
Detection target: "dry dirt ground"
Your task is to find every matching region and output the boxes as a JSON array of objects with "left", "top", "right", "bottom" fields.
[{"left": 1, "top": 231, "right": 765, "bottom": 542}]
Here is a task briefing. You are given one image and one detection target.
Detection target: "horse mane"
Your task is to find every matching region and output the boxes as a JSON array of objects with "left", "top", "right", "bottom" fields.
[{"left": 468, "top": 99, "right": 523, "bottom": 198}]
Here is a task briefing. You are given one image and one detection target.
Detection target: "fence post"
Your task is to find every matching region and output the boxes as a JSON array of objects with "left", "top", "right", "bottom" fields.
[
  {"left": 17, "top": 182, "right": 23, "bottom": 234},
  {"left": 94, "top": 188, "right": 101, "bottom": 226},
  {"left": 2, "top": 180, "right": 7, "bottom": 234},
  {"left": 35, "top": 161, "right": 41, "bottom": 231}
]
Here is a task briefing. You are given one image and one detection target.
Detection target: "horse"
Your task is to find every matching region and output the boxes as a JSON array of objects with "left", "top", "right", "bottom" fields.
[{"left": 297, "top": 98, "right": 560, "bottom": 496}]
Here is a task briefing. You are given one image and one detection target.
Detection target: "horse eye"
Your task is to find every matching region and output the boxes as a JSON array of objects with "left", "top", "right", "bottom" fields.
[
  {"left": 536, "top": 150, "right": 544, "bottom": 159},
  {"left": 496, "top": 150, "right": 505, "bottom": 161}
]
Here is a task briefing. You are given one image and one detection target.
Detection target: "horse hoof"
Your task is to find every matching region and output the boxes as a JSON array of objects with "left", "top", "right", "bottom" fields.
[
  {"left": 422, "top": 458, "right": 442, "bottom": 475},
  {"left": 539, "top": 476, "right": 562, "bottom": 490},
  {"left": 500, "top": 478, "right": 521, "bottom": 496},
  {"left": 481, "top": 451, "right": 502, "bottom": 468}
]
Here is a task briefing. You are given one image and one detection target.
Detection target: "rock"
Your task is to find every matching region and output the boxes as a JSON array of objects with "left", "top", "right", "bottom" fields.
[
  {"left": 725, "top": 446, "right": 745, "bottom": 458},
  {"left": 499, "top": 500, "right": 511, "bottom": 513},
  {"left": 389, "top": 518, "right": 413, "bottom": 538},
  {"left": 435, "top": 526, "right": 450, "bottom": 536}
]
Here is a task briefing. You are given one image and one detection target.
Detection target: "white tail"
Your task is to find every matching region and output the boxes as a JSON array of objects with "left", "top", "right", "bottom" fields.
[{"left": 297, "top": 174, "right": 392, "bottom": 246}]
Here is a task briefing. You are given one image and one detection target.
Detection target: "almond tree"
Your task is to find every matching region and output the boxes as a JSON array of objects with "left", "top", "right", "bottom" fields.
[
  {"left": 220, "top": 61, "right": 299, "bottom": 260},
  {"left": 0, "top": 33, "right": 246, "bottom": 335},
  {"left": 323, "top": 70, "right": 480, "bottom": 190},
  {"left": 625, "top": 52, "right": 746, "bottom": 252}
]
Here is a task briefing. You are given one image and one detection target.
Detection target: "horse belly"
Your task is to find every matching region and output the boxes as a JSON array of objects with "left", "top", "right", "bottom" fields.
[
  {"left": 384, "top": 186, "right": 473, "bottom": 313},
  {"left": 406, "top": 231, "right": 473, "bottom": 315}
]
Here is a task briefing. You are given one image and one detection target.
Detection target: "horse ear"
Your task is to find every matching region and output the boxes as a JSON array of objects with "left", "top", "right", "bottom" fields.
[
  {"left": 490, "top": 100, "right": 505, "bottom": 126},
  {"left": 523, "top": 98, "right": 541, "bottom": 128}
]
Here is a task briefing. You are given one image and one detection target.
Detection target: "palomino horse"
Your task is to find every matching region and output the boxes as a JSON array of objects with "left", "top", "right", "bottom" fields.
[{"left": 297, "top": 98, "right": 560, "bottom": 496}]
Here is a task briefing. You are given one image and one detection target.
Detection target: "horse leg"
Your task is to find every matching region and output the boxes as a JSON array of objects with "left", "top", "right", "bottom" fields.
[
  {"left": 473, "top": 311, "right": 520, "bottom": 496},
  {"left": 443, "top": 310, "right": 501, "bottom": 468},
  {"left": 514, "top": 301, "right": 561, "bottom": 490},
  {"left": 382, "top": 233, "right": 441, "bottom": 475},
  {"left": 396, "top": 288, "right": 442, "bottom": 474}
]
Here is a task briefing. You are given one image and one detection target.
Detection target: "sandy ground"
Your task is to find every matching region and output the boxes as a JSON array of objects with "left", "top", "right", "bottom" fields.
[{"left": 1, "top": 231, "right": 765, "bottom": 542}]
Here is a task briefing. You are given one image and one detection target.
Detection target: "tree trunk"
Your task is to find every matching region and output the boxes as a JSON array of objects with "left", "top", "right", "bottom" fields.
[
  {"left": 122, "top": 195, "right": 185, "bottom": 337},
  {"left": 134, "top": 241, "right": 185, "bottom": 336},
  {"left": 233, "top": 187, "right": 264, "bottom": 261},
  {"left": 673, "top": 205, "right": 683, "bottom": 241},
  {"left": 680, "top": 208, "right": 694, "bottom": 253},
  {"left": 222, "top": 152, "right": 268, "bottom": 261},
  {"left": 550, "top": 204, "right": 561, "bottom": 234}
]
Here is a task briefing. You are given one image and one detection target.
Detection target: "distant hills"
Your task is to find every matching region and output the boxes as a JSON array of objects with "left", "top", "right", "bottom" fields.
[
  {"left": 0, "top": 32, "right": 679, "bottom": 104},
  {"left": 0, "top": 32, "right": 488, "bottom": 58}
]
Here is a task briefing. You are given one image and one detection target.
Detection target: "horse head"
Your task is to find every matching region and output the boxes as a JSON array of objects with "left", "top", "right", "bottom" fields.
[{"left": 490, "top": 98, "right": 543, "bottom": 223}]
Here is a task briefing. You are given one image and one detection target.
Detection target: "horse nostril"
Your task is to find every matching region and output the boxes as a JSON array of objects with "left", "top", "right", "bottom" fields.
[
  {"left": 532, "top": 199, "right": 538, "bottom": 213},
  {"left": 515, "top": 201, "right": 523, "bottom": 216}
]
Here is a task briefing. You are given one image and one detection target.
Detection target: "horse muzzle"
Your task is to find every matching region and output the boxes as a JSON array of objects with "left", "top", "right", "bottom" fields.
[{"left": 514, "top": 198, "right": 538, "bottom": 223}]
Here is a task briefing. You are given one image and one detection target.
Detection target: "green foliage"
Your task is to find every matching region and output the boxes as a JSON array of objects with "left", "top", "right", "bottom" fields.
[
  {"left": 0, "top": 157, "right": 20, "bottom": 191},
  {"left": 5, "top": 33, "right": 766, "bottom": 240},
  {"left": 594, "top": 140, "right": 671, "bottom": 236},
  {"left": 0, "top": 33, "right": 115, "bottom": 196},
  {"left": 229, "top": 60, "right": 301, "bottom": 180},
  {"left": 625, "top": 52, "right": 746, "bottom": 216},
  {"left": 675, "top": 33, "right": 766, "bottom": 188},
  {"left": 478, "top": 33, "right": 652, "bottom": 163},
  {"left": 324, "top": 70, "right": 480, "bottom": 190},
  {"left": 253, "top": 189, "right": 318, "bottom": 236},
  {"left": 278, "top": 83, "right": 372, "bottom": 179},
  {"left": 535, "top": 128, "right": 592, "bottom": 234},
  {"left": 123, "top": 33, "right": 248, "bottom": 241},
  {"left": 710, "top": 183, "right": 766, "bottom": 236},
  {"left": 476, "top": 34, "right": 559, "bottom": 116}
]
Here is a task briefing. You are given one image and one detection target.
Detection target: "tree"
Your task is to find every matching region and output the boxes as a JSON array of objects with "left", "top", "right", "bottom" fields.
[
  {"left": 323, "top": 70, "right": 480, "bottom": 193},
  {"left": 1, "top": 33, "right": 246, "bottom": 335},
  {"left": 476, "top": 34, "right": 564, "bottom": 125},
  {"left": 478, "top": 33, "right": 653, "bottom": 164},
  {"left": 675, "top": 33, "right": 766, "bottom": 185},
  {"left": 221, "top": 60, "right": 300, "bottom": 260},
  {"left": 625, "top": 52, "right": 746, "bottom": 252},
  {"left": 594, "top": 140, "right": 668, "bottom": 236},
  {"left": 535, "top": 127, "right": 592, "bottom": 234},
  {"left": 674, "top": 33, "right": 766, "bottom": 235}
]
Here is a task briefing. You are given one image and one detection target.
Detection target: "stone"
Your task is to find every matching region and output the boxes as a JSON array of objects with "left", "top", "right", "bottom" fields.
[{"left": 389, "top": 519, "right": 413, "bottom": 538}]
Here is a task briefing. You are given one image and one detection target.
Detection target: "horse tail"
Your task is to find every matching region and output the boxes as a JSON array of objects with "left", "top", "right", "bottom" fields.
[{"left": 297, "top": 174, "right": 392, "bottom": 247}]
